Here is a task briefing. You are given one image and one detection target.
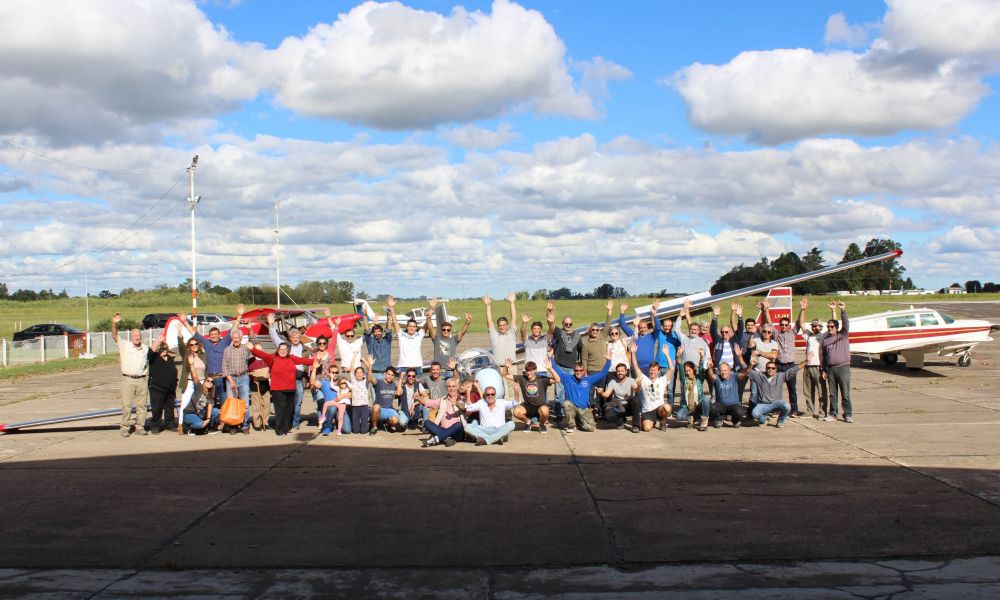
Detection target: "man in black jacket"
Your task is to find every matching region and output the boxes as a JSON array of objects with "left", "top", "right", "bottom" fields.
[{"left": 147, "top": 340, "right": 178, "bottom": 434}]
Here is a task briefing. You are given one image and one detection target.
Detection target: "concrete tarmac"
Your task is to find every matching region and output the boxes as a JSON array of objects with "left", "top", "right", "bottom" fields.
[{"left": 1, "top": 302, "right": 999, "bottom": 598}]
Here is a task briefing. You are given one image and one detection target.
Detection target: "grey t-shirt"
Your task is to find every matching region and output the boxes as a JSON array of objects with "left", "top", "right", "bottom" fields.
[
  {"left": 606, "top": 377, "right": 636, "bottom": 402},
  {"left": 489, "top": 327, "right": 518, "bottom": 365},
  {"left": 753, "top": 339, "right": 779, "bottom": 371},
  {"left": 679, "top": 334, "right": 709, "bottom": 365},
  {"left": 422, "top": 374, "right": 447, "bottom": 399},
  {"left": 431, "top": 333, "right": 459, "bottom": 366}
]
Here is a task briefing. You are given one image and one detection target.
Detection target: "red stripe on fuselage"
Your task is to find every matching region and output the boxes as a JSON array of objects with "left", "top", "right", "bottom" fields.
[{"left": 793, "top": 326, "right": 991, "bottom": 348}]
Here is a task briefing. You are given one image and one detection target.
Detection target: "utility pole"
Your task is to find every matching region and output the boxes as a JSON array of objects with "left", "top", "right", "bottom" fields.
[
  {"left": 187, "top": 155, "right": 201, "bottom": 316},
  {"left": 275, "top": 201, "right": 281, "bottom": 308}
]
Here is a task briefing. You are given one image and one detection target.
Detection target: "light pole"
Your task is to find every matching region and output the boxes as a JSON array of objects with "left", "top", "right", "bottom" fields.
[
  {"left": 187, "top": 155, "right": 201, "bottom": 316},
  {"left": 275, "top": 200, "right": 281, "bottom": 308}
]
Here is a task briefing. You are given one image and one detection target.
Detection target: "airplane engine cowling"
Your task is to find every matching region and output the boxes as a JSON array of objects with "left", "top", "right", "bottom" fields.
[{"left": 475, "top": 368, "right": 505, "bottom": 401}]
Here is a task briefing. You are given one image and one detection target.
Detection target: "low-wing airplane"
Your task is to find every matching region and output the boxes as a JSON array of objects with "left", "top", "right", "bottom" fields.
[
  {"left": 754, "top": 288, "right": 997, "bottom": 369},
  {"left": 0, "top": 249, "right": 907, "bottom": 433},
  {"left": 161, "top": 307, "right": 362, "bottom": 352},
  {"left": 352, "top": 298, "right": 458, "bottom": 328}
]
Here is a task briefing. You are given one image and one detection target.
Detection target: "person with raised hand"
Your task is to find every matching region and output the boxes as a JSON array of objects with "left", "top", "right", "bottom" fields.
[{"left": 110, "top": 313, "right": 149, "bottom": 437}]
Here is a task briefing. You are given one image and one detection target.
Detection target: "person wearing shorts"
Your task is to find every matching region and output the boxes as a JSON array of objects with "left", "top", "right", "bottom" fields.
[{"left": 507, "top": 360, "right": 552, "bottom": 433}]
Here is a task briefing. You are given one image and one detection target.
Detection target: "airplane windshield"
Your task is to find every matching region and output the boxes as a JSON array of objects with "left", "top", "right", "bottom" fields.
[{"left": 939, "top": 313, "right": 955, "bottom": 324}]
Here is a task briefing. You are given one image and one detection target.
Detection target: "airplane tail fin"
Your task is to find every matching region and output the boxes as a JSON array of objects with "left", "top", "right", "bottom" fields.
[{"left": 756, "top": 287, "right": 793, "bottom": 324}]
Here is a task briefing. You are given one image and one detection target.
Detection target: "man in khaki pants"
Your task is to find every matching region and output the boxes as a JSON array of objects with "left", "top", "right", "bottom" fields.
[{"left": 111, "top": 313, "right": 149, "bottom": 437}]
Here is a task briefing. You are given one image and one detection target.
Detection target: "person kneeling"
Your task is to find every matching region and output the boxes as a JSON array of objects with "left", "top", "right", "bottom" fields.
[
  {"left": 464, "top": 386, "right": 517, "bottom": 446},
  {"left": 183, "top": 377, "right": 220, "bottom": 435}
]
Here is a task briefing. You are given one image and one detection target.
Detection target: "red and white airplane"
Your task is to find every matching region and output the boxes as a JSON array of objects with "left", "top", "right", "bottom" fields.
[{"left": 758, "top": 288, "right": 998, "bottom": 369}]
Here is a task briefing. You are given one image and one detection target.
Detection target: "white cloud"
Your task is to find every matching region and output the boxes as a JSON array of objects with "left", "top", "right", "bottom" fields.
[
  {"left": 824, "top": 13, "right": 871, "bottom": 48},
  {"left": 439, "top": 123, "right": 519, "bottom": 149},
  {"left": 269, "top": 0, "right": 609, "bottom": 128},
  {"left": 0, "top": 0, "right": 264, "bottom": 145},
  {"left": 671, "top": 0, "right": 1000, "bottom": 144}
]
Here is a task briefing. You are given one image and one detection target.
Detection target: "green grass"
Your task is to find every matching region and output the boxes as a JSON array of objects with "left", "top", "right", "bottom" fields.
[
  {"left": 0, "top": 353, "right": 119, "bottom": 381},
  {"left": 2, "top": 292, "right": 996, "bottom": 341}
]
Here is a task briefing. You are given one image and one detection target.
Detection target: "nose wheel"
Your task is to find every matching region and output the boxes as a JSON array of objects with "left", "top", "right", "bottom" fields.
[{"left": 957, "top": 354, "right": 972, "bottom": 368}]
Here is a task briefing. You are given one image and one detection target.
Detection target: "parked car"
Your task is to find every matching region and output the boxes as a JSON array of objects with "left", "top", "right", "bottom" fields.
[
  {"left": 190, "top": 314, "right": 234, "bottom": 328},
  {"left": 12, "top": 323, "right": 84, "bottom": 342},
  {"left": 141, "top": 313, "right": 174, "bottom": 329}
]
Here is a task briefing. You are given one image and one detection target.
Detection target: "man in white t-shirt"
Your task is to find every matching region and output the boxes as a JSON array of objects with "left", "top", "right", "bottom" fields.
[
  {"left": 390, "top": 308, "right": 426, "bottom": 378},
  {"left": 464, "top": 386, "right": 517, "bottom": 445},
  {"left": 632, "top": 341, "right": 673, "bottom": 431}
]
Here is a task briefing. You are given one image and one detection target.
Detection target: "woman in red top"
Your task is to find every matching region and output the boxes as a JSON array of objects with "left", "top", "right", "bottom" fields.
[{"left": 250, "top": 342, "right": 314, "bottom": 436}]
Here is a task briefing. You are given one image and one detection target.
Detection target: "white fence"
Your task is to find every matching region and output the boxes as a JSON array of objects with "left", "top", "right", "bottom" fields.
[{"left": 1, "top": 326, "right": 216, "bottom": 368}]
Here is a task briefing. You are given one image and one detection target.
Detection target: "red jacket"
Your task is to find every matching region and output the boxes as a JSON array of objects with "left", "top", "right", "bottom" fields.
[{"left": 250, "top": 348, "right": 313, "bottom": 391}]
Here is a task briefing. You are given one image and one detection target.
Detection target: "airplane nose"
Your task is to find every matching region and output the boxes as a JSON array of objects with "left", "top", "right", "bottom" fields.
[{"left": 991, "top": 324, "right": 1000, "bottom": 332}]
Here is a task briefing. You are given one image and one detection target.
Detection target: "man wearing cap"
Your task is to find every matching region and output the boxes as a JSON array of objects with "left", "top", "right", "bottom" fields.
[
  {"left": 111, "top": 313, "right": 149, "bottom": 437},
  {"left": 797, "top": 297, "right": 834, "bottom": 420}
]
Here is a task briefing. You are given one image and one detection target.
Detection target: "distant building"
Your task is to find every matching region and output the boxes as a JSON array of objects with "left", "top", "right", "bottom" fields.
[{"left": 945, "top": 284, "right": 966, "bottom": 295}]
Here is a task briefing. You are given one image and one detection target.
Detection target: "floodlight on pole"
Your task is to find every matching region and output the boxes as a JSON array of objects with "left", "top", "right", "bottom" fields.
[{"left": 187, "top": 155, "right": 201, "bottom": 316}]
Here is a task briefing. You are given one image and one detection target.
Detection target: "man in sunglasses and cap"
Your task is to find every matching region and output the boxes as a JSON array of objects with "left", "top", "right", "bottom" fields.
[{"left": 796, "top": 297, "right": 838, "bottom": 420}]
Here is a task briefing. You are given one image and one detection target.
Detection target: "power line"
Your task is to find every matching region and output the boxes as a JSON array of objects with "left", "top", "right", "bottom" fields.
[{"left": 0, "top": 138, "right": 182, "bottom": 176}]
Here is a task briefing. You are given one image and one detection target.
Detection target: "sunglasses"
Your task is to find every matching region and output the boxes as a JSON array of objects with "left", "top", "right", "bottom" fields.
[
  {"left": 344, "top": 334, "right": 355, "bottom": 339},
  {"left": 484, "top": 393, "right": 496, "bottom": 397},
  {"left": 441, "top": 328, "right": 452, "bottom": 332},
  {"left": 317, "top": 341, "right": 328, "bottom": 346},
  {"left": 766, "top": 366, "right": 777, "bottom": 370},
  {"left": 563, "top": 323, "right": 573, "bottom": 327},
  {"left": 610, "top": 332, "right": 619, "bottom": 336}
]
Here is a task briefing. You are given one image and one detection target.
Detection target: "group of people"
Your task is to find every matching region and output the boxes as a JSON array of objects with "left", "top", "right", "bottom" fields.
[{"left": 110, "top": 293, "right": 854, "bottom": 445}]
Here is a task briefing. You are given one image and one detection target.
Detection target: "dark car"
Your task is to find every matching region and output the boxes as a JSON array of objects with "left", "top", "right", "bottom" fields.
[
  {"left": 12, "top": 323, "right": 84, "bottom": 342},
  {"left": 141, "top": 313, "right": 175, "bottom": 329}
]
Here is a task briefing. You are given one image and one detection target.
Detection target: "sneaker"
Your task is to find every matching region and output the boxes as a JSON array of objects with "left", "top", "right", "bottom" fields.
[
  {"left": 187, "top": 432, "right": 196, "bottom": 436},
  {"left": 444, "top": 437, "right": 457, "bottom": 447},
  {"left": 713, "top": 420, "right": 722, "bottom": 429},
  {"left": 322, "top": 428, "right": 331, "bottom": 437},
  {"left": 795, "top": 410, "right": 805, "bottom": 417},
  {"left": 844, "top": 416, "right": 854, "bottom": 423},
  {"left": 369, "top": 428, "right": 378, "bottom": 436},
  {"left": 496, "top": 439, "right": 505, "bottom": 446},
  {"left": 475, "top": 438, "right": 487, "bottom": 446},
  {"left": 120, "top": 430, "right": 130, "bottom": 438},
  {"left": 788, "top": 412, "right": 798, "bottom": 419},
  {"left": 502, "top": 435, "right": 510, "bottom": 443},
  {"left": 616, "top": 421, "right": 625, "bottom": 430},
  {"left": 775, "top": 421, "right": 785, "bottom": 428},
  {"left": 686, "top": 419, "right": 694, "bottom": 429},
  {"left": 209, "top": 430, "right": 221, "bottom": 435},
  {"left": 421, "top": 437, "right": 439, "bottom": 448},
  {"left": 733, "top": 420, "right": 742, "bottom": 429},
  {"left": 631, "top": 426, "right": 640, "bottom": 433},
  {"left": 136, "top": 428, "right": 148, "bottom": 436},
  {"left": 563, "top": 427, "right": 575, "bottom": 434},
  {"left": 659, "top": 421, "right": 669, "bottom": 432},
  {"left": 538, "top": 424, "right": 548, "bottom": 433},
  {"left": 823, "top": 415, "right": 836, "bottom": 422}
]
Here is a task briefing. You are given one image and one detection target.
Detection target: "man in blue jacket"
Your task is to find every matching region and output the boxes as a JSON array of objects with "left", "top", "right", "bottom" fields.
[{"left": 549, "top": 347, "right": 612, "bottom": 432}]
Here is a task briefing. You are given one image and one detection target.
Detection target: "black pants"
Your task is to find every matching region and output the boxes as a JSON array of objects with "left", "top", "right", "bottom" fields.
[
  {"left": 351, "top": 405, "right": 371, "bottom": 434},
  {"left": 148, "top": 385, "right": 176, "bottom": 430},
  {"left": 271, "top": 389, "right": 294, "bottom": 435},
  {"left": 710, "top": 401, "right": 745, "bottom": 424},
  {"left": 778, "top": 362, "right": 798, "bottom": 412}
]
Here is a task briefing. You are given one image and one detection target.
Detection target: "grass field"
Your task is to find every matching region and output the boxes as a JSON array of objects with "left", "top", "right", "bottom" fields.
[{"left": 3, "top": 293, "right": 997, "bottom": 341}]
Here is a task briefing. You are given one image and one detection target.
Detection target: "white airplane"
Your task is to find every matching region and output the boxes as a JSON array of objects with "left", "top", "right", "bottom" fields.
[
  {"left": 842, "top": 306, "right": 997, "bottom": 369},
  {"left": 351, "top": 298, "right": 458, "bottom": 328},
  {"left": 754, "top": 288, "right": 998, "bottom": 370}
]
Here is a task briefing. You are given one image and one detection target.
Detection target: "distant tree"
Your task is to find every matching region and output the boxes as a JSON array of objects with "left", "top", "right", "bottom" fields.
[
  {"left": 612, "top": 286, "right": 628, "bottom": 299},
  {"left": 966, "top": 280, "right": 983, "bottom": 294},
  {"left": 838, "top": 243, "right": 865, "bottom": 291},
  {"left": 798, "top": 247, "right": 830, "bottom": 295},
  {"left": 983, "top": 282, "right": 999, "bottom": 293},
  {"left": 549, "top": 287, "right": 573, "bottom": 300},
  {"left": 10, "top": 289, "right": 39, "bottom": 301},
  {"left": 0, "top": 282, "right": 7, "bottom": 299},
  {"left": 207, "top": 285, "right": 232, "bottom": 295},
  {"left": 515, "top": 290, "right": 530, "bottom": 301},
  {"left": 859, "top": 238, "right": 905, "bottom": 291},
  {"left": 531, "top": 289, "right": 548, "bottom": 301},
  {"left": 593, "top": 283, "right": 615, "bottom": 299},
  {"left": 119, "top": 287, "right": 137, "bottom": 296},
  {"left": 903, "top": 277, "right": 915, "bottom": 290}
]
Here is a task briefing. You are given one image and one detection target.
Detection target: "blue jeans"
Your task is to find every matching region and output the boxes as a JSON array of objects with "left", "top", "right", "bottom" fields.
[
  {"left": 465, "top": 421, "right": 515, "bottom": 445},
  {"left": 321, "top": 405, "right": 352, "bottom": 434},
  {"left": 211, "top": 375, "right": 226, "bottom": 405},
  {"left": 752, "top": 401, "right": 791, "bottom": 424},
  {"left": 183, "top": 408, "right": 220, "bottom": 431},
  {"left": 375, "top": 406, "right": 408, "bottom": 427},
  {"left": 424, "top": 420, "right": 464, "bottom": 442},
  {"left": 675, "top": 395, "right": 711, "bottom": 422},
  {"left": 227, "top": 373, "right": 251, "bottom": 430},
  {"left": 292, "top": 377, "right": 305, "bottom": 428}
]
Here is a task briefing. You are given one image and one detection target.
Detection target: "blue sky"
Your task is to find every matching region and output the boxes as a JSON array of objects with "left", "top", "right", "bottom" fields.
[{"left": 1, "top": 0, "right": 998, "bottom": 298}]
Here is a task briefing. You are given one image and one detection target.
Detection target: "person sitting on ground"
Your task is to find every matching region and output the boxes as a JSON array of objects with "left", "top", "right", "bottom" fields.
[
  {"left": 371, "top": 367, "right": 407, "bottom": 433},
  {"left": 675, "top": 348, "right": 711, "bottom": 431},
  {"left": 594, "top": 362, "right": 639, "bottom": 432},
  {"left": 707, "top": 356, "right": 749, "bottom": 428},
  {"left": 506, "top": 359, "right": 553, "bottom": 433},
  {"left": 746, "top": 353, "right": 806, "bottom": 428},
  {"left": 421, "top": 360, "right": 449, "bottom": 404},
  {"left": 747, "top": 322, "right": 779, "bottom": 413},
  {"left": 147, "top": 339, "right": 178, "bottom": 434},
  {"left": 549, "top": 347, "right": 612, "bottom": 433},
  {"left": 396, "top": 367, "right": 426, "bottom": 430},
  {"left": 319, "top": 377, "right": 352, "bottom": 436},
  {"left": 676, "top": 300, "right": 710, "bottom": 410},
  {"left": 458, "top": 377, "right": 483, "bottom": 425},
  {"left": 182, "top": 360, "right": 220, "bottom": 435},
  {"left": 417, "top": 378, "right": 466, "bottom": 447},
  {"left": 631, "top": 341, "right": 673, "bottom": 432},
  {"left": 464, "top": 386, "right": 518, "bottom": 446}
]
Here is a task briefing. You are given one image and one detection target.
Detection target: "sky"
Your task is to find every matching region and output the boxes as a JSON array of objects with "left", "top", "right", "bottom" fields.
[{"left": 1, "top": 0, "right": 999, "bottom": 299}]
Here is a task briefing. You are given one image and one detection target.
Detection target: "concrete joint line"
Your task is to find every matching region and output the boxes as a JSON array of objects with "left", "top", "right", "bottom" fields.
[{"left": 561, "top": 432, "right": 624, "bottom": 565}]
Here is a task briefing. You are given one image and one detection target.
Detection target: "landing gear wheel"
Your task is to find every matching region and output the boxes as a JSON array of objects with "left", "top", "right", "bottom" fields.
[
  {"left": 880, "top": 353, "right": 898, "bottom": 366},
  {"left": 958, "top": 355, "right": 972, "bottom": 368}
]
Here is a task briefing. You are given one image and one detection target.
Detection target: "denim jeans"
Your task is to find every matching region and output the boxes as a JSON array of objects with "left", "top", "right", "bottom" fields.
[
  {"left": 227, "top": 373, "right": 251, "bottom": 430},
  {"left": 465, "top": 421, "right": 515, "bottom": 445},
  {"left": 183, "top": 408, "right": 220, "bottom": 431},
  {"left": 751, "top": 401, "right": 791, "bottom": 424},
  {"left": 322, "top": 405, "right": 352, "bottom": 434},
  {"left": 375, "top": 406, "right": 408, "bottom": 427},
  {"left": 778, "top": 362, "right": 799, "bottom": 412},
  {"left": 292, "top": 377, "right": 305, "bottom": 428},
  {"left": 675, "top": 395, "right": 711, "bottom": 422},
  {"left": 827, "top": 365, "right": 852, "bottom": 418},
  {"left": 424, "top": 420, "right": 464, "bottom": 442}
]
